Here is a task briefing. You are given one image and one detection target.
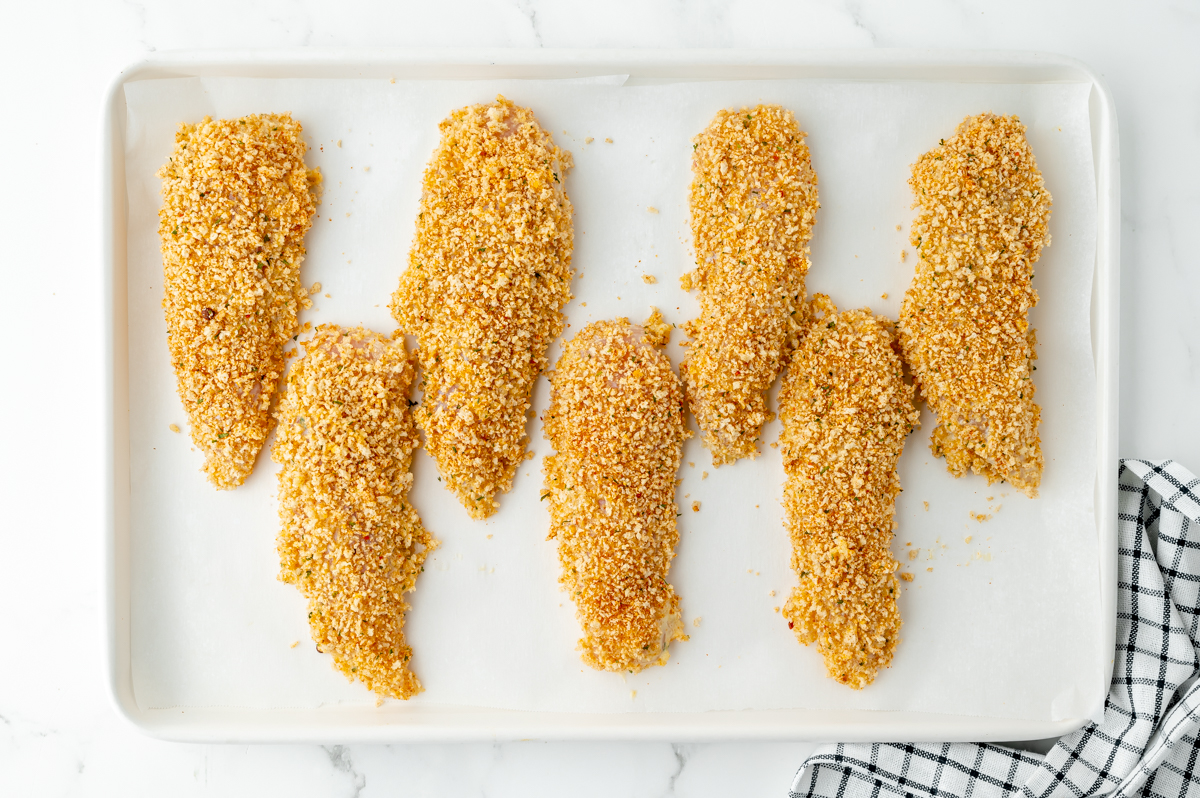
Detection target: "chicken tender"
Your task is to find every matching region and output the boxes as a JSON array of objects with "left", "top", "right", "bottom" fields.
[
  {"left": 899, "top": 113, "right": 1051, "bottom": 497},
  {"left": 780, "top": 295, "right": 919, "bottom": 689},
  {"left": 543, "top": 311, "right": 690, "bottom": 672},
  {"left": 158, "top": 113, "right": 320, "bottom": 489},
  {"left": 391, "top": 95, "right": 574, "bottom": 519},
  {"left": 274, "top": 325, "right": 436, "bottom": 700},
  {"left": 682, "top": 105, "right": 820, "bottom": 466}
]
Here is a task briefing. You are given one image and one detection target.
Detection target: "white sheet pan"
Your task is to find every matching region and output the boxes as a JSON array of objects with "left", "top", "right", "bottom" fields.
[{"left": 102, "top": 48, "right": 1120, "bottom": 742}]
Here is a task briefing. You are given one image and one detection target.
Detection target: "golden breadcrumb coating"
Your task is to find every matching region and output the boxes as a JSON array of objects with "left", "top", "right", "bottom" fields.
[
  {"left": 543, "top": 310, "right": 690, "bottom": 672},
  {"left": 391, "top": 95, "right": 574, "bottom": 519},
  {"left": 681, "top": 105, "right": 820, "bottom": 466},
  {"left": 158, "top": 114, "right": 320, "bottom": 489},
  {"left": 899, "top": 113, "right": 1051, "bottom": 497},
  {"left": 780, "top": 295, "right": 919, "bottom": 689},
  {"left": 274, "top": 325, "right": 437, "bottom": 700}
]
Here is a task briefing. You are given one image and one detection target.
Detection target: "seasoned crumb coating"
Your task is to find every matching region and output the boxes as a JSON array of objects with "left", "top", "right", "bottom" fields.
[
  {"left": 543, "top": 310, "right": 690, "bottom": 672},
  {"left": 158, "top": 113, "right": 320, "bottom": 489},
  {"left": 391, "top": 95, "right": 574, "bottom": 519},
  {"left": 899, "top": 113, "right": 1051, "bottom": 497},
  {"left": 274, "top": 326, "right": 437, "bottom": 700},
  {"left": 780, "top": 295, "right": 920, "bottom": 689},
  {"left": 681, "top": 105, "right": 820, "bottom": 467}
]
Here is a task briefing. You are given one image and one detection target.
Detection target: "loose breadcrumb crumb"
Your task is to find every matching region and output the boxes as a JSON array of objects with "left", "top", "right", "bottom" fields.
[
  {"left": 682, "top": 105, "right": 819, "bottom": 466},
  {"left": 899, "top": 113, "right": 1051, "bottom": 497},
  {"left": 290, "top": 640, "right": 299, "bottom": 648},
  {"left": 692, "top": 501, "right": 701, "bottom": 512},
  {"left": 923, "top": 501, "right": 929, "bottom": 511},
  {"left": 907, "top": 548, "right": 920, "bottom": 560},
  {"left": 543, "top": 311, "right": 690, "bottom": 672},
  {"left": 642, "top": 274, "right": 657, "bottom": 284},
  {"left": 701, "top": 471, "right": 708, "bottom": 480},
  {"left": 274, "top": 325, "right": 437, "bottom": 700},
  {"left": 585, "top": 137, "right": 594, "bottom": 144},
  {"left": 604, "top": 137, "right": 613, "bottom": 144},
  {"left": 693, "top": 617, "right": 702, "bottom": 627},
  {"left": 169, "top": 423, "right": 181, "bottom": 433},
  {"left": 900, "top": 572, "right": 915, "bottom": 582},
  {"left": 158, "top": 113, "right": 320, "bottom": 489},
  {"left": 391, "top": 96, "right": 574, "bottom": 519},
  {"left": 779, "top": 295, "right": 920, "bottom": 690},
  {"left": 647, "top": 206, "right": 659, "bottom": 214}
]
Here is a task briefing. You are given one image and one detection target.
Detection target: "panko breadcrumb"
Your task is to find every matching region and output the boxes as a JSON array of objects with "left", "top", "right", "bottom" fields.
[
  {"left": 681, "top": 105, "right": 820, "bottom": 466},
  {"left": 899, "top": 113, "right": 1051, "bottom": 497},
  {"left": 158, "top": 114, "right": 320, "bottom": 489},
  {"left": 543, "top": 310, "right": 690, "bottom": 672},
  {"left": 273, "top": 326, "right": 437, "bottom": 700},
  {"left": 779, "top": 295, "right": 920, "bottom": 689},
  {"left": 391, "top": 95, "right": 574, "bottom": 519}
]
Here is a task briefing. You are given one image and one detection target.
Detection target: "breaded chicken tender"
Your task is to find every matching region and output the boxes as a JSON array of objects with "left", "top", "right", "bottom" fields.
[
  {"left": 543, "top": 311, "right": 690, "bottom": 672},
  {"left": 899, "top": 113, "right": 1051, "bottom": 497},
  {"left": 158, "top": 113, "right": 320, "bottom": 489},
  {"left": 682, "top": 105, "right": 820, "bottom": 466},
  {"left": 391, "top": 95, "right": 574, "bottom": 519},
  {"left": 780, "top": 296, "right": 920, "bottom": 689},
  {"left": 274, "top": 326, "right": 436, "bottom": 700}
]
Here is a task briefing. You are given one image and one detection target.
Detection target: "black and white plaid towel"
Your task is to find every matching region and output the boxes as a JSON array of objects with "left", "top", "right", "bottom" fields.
[{"left": 791, "top": 459, "right": 1200, "bottom": 798}]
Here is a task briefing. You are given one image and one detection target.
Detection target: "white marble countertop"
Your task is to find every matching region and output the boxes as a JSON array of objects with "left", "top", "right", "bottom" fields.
[{"left": 1, "top": 0, "right": 1196, "bottom": 795}]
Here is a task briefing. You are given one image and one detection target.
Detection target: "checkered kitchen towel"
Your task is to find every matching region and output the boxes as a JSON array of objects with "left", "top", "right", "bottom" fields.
[{"left": 791, "top": 460, "right": 1200, "bottom": 798}]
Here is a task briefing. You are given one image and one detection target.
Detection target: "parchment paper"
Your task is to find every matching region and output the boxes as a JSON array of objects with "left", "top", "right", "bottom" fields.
[{"left": 123, "top": 75, "right": 1102, "bottom": 721}]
